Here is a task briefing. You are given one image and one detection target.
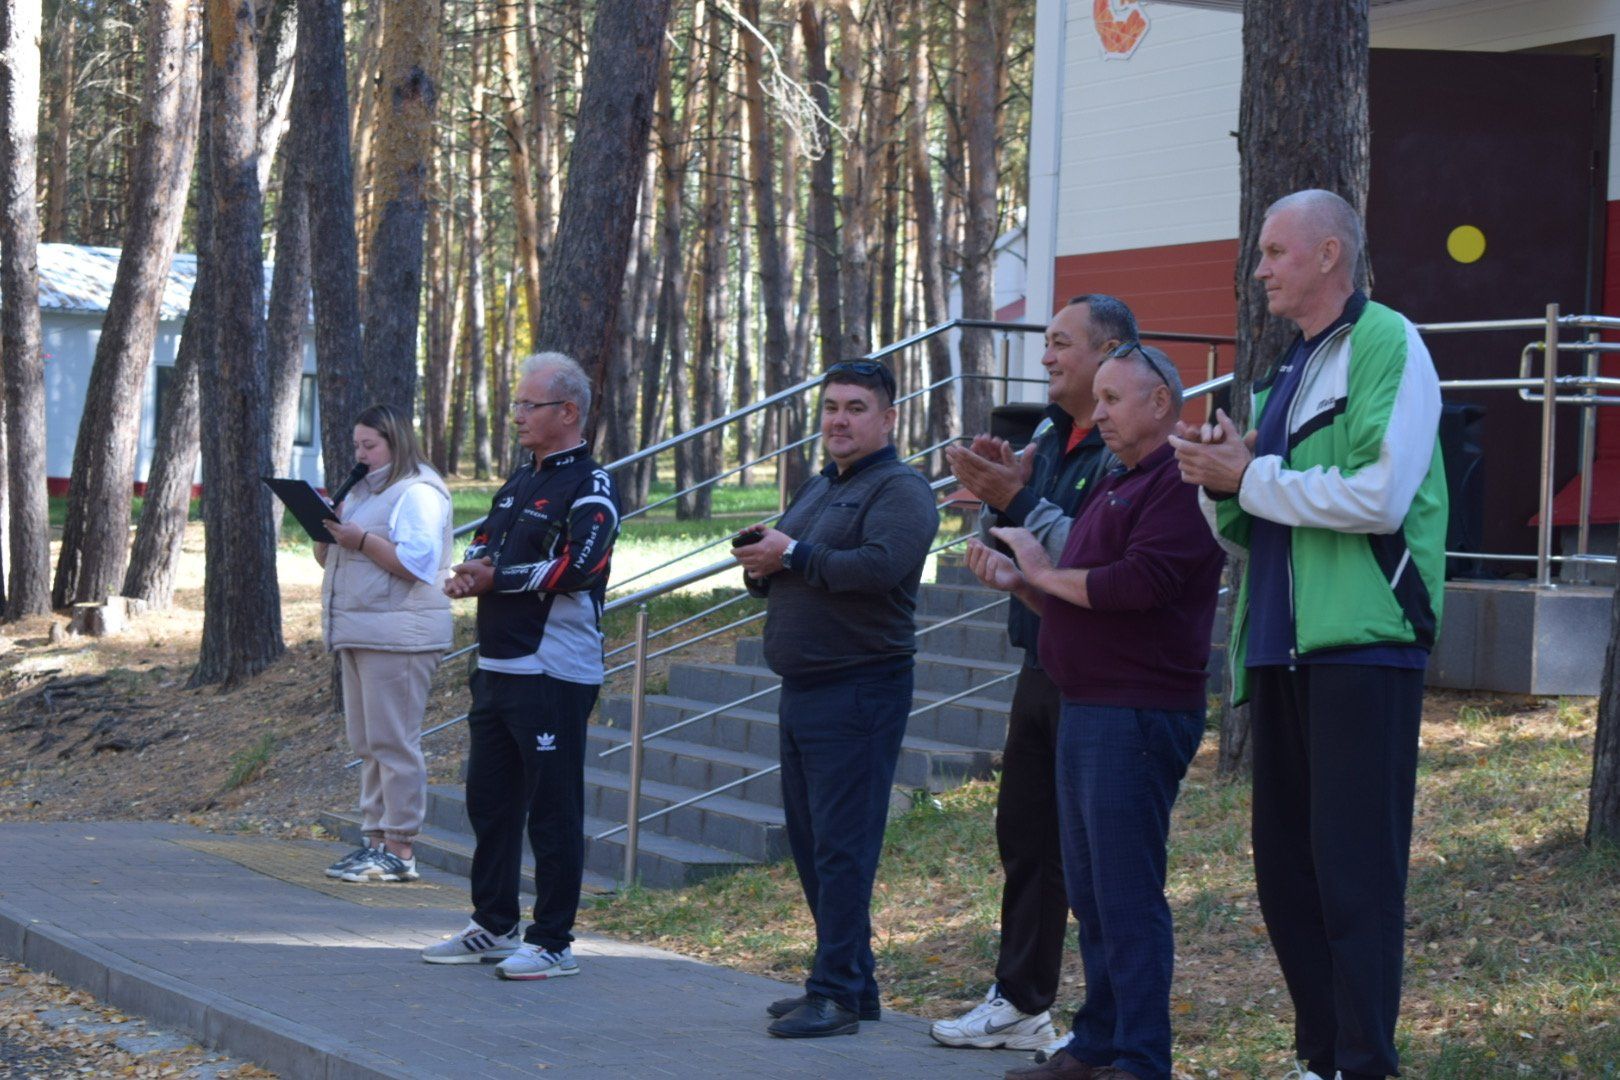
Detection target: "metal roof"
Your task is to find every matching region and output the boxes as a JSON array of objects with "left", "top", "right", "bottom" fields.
[{"left": 34, "top": 242, "right": 287, "bottom": 322}]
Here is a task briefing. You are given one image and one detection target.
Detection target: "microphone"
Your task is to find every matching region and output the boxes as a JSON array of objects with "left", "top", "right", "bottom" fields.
[{"left": 328, "top": 462, "right": 369, "bottom": 508}]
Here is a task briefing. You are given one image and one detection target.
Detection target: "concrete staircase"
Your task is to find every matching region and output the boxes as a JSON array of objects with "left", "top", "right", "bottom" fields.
[{"left": 321, "top": 564, "right": 1024, "bottom": 891}]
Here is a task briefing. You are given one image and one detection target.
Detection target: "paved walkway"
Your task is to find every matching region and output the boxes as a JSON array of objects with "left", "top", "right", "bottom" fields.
[{"left": 0, "top": 822, "right": 1021, "bottom": 1080}]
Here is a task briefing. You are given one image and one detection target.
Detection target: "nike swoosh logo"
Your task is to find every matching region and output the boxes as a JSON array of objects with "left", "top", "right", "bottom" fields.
[{"left": 984, "top": 1019, "right": 1029, "bottom": 1034}]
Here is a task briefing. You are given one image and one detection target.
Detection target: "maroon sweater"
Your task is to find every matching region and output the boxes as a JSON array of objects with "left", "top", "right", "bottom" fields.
[{"left": 1036, "top": 442, "right": 1225, "bottom": 711}]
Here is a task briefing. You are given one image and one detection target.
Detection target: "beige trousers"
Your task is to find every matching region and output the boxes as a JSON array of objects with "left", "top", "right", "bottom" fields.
[{"left": 340, "top": 648, "right": 438, "bottom": 843}]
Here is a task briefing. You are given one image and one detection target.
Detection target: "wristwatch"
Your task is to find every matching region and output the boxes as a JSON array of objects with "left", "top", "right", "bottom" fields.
[{"left": 781, "top": 539, "right": 798, "bottom": 571}]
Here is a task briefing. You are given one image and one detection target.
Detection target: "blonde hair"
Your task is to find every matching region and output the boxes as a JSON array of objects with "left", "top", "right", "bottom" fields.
[{"left": 353, "top": 403, "right": 427, "bottom": 490}]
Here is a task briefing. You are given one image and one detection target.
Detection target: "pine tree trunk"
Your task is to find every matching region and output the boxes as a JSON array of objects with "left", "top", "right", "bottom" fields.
[
  {"left": 348, "top": 0, "right": 383, "bottom": 260},
  {"left": 124, "top": 99, "right": 214, "bottom": 610},
  {"left": 740, "top": 0, "right": 804, "bottom": 489},
  {"left": 1218, "top": 0, "right": 1370, "bottom": 776},
  {"left": 533, "top": 0, "right": 671, "bottom": 428},
  {"left": 192, "top": 0, "right": 284, "bottom": 689},
  {"left": 957, "top": 0, "right": 1006, "bottom": 436},
  {"left": 908, "top": 2, "right": 956, "bottom": 456},
  {"left": 51, "top": 0, "right": 201, "bottom": 610},
  {"left": 736, "top": 180, "right": 755, "bottom": 487},
  {"left": 41, "top": 1, "right": 72, "bottom": 243},
  {"left": 466, "top": 21, "right": 492, "bottom": 480},
  {"left": 360, "top": 0, "right": 440, "bottom": 416},
  {"left": 833, "top": 0, "right": 871, "bottom": 359},
  {"left": 296, "top": 0, "right": 364, "bottom": 491},
  {"left": 422, "top": 143, "right": 451, "bottom": 469},
  {"left": 799, "top": 1, "right": 842, "bottom": 369},
  {"left": 0, "top": 0, "right": 50, "bottom": 617},
  {"left": 265, "top": 123, "right": 311, "bottom": 484},
  {"left": 496, "top": 0, "right": 541, "bottom": 344},
  {"left": 1589, "top": 582, "right": 1620, "bottom": 845}
]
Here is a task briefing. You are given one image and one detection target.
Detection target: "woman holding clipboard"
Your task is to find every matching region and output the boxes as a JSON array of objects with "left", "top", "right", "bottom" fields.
[{"left": 315, "top": 404, "right": 454, "bottom": 883}]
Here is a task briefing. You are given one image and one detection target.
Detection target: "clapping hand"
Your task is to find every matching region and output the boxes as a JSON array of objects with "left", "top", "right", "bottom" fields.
[
  {"left": 965, "top": 538, "right": 1025, "bottom": 593},
  {"left": 945, "top": 435, "right": 1025, "bottom": 509},
  {"left": 1168, "top": 409, "right": 1257, "bottom": 493}
]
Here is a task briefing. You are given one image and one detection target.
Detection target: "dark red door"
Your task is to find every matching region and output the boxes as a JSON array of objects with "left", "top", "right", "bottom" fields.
[{"left": 1367, "top": 45, "right": 1607, "bottom": 562}]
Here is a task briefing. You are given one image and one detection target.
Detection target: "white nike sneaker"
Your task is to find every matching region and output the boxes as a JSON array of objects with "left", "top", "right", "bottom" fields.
[
  {"left": 1033, "top": 1032, "right": 1070, "bottom": 1063},
  {"left": 929, "top": 984, "right": 1056, "bottom": 1050},
  {"left": 1282, "top": 1064, "right": 1340, "bottom": 1080}
]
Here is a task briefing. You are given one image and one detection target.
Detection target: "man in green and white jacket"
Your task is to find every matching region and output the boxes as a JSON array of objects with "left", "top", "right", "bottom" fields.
[{"left": 1172, "top": 189, "right": 1448, "bottom": 1080}]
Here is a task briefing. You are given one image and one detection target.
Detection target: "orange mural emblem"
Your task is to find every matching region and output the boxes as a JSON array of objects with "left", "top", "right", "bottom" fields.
[{"left": 1094, "top": 0, "right": 1149, "bottom": 59}]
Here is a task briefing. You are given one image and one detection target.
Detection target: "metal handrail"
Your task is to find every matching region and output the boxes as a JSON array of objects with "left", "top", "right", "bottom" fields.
[
  {"left": 591, "top": 661, "right": 1026, "bottom": 843},
  {"left": 391, "top": 309, "right": 1620, "bottom": 882}
]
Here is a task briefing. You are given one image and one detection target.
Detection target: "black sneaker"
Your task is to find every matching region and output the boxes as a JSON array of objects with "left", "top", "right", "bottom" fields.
[{"left": 323, "top": 845, "right": 374, "bottom": 879}]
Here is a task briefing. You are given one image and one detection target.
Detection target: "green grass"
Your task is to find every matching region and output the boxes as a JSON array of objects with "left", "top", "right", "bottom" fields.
[
  {"left": 222, "top": 732, "right": 278, "bottom": 791},
  {"left": 578, "top": 693, "right": 1620, "bottom": 1077}
]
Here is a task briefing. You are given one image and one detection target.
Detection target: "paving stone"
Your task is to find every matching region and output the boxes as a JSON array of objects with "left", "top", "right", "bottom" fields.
[{"left": 0, "top": 822, "right": 1012, "bottom": 1079}]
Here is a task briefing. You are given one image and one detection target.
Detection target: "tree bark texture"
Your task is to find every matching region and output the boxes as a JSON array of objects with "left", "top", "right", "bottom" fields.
[
  {"left": 1218, "top": 0, "right": 1369, "bottom": 776},
  {"left": 41, "top": 0, "right": 71, "bottom": 242},
  {"left": 534, "top": 0, "right": 671, "bottom": 439},
  {"left": 798, "top": 1, "right": 842, "bottom": 369},
  {"left": 192, "top": 0, "right": 283, "bottom": 688},
  {"left": 296, "top": 0, "right": 363, "bottom": 490},
  {"left": 833, "top": 1, "right": 871, "bottom": 359},
  {"left": 360, "top": 0, "right": 440, "bottom": 417},
  {"left": 51, "top": 0, "right": 201, "bottom": 610},
  {"left": 265, "top": 118, "right": 311, "bottom": 483},
  {"left": 957, "top": 0, "right": 1008, "bottom": 435},
  {"left": 907, "top": 0, "right": 956, "bottom": 458},
  {"left": 123, "top": 102, "right": 215, "bottom": 610},
  {"left": 0, "top": 0, "right": 50, "bottom": 617},
  {"left": 740, "top": 0, "right": 805, "bottom": 490},
  {"left": 466, "top": 15, "right": 491, "bottom": 479},
  {"left": 1587, "top": 581, "right": 1620, "bottom": 845},
  {"left": 495, "top": 0, "right": 541, "bottom": 346}
]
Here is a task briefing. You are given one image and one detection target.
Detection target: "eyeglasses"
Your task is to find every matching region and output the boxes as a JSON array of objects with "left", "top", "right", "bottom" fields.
[
  {"left": 511, "top": 399, "right": 567, "bottom": 416},
  {"left": 824, "top": 360, "right": 897, "bottom": 399}
]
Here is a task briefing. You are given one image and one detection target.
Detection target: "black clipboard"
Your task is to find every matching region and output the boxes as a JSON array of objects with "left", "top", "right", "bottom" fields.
[{"left": 262, "top": 477, "right": 340, "bottom": 543}]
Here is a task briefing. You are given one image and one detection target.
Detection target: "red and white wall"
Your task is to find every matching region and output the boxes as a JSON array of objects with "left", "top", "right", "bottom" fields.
[{"left": 1021, "top": 0, "right": 1620, "bottom": 523}]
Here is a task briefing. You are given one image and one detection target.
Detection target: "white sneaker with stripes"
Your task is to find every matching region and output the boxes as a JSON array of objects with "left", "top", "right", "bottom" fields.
[{"left": 421, "top": 920, "right": 521, "bottom": 965}]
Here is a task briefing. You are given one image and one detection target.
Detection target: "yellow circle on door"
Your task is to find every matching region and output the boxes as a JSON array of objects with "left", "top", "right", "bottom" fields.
[{"left": 1447, "top": 225, "right": 1486, "bottom": 264}]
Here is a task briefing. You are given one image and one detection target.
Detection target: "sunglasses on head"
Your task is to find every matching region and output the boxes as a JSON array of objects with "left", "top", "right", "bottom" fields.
[
  {"left": 825, "top": 360, "right": 897, "bottom": 397},
  {"left": 1107, "top": 342, "right": 1173, "bottom": 390}
]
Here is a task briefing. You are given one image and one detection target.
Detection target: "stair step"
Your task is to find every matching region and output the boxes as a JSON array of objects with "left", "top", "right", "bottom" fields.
[
  {"left": 316, "top": 812, "right": 619, "bottom": 897},
  {"left": 583, "top": 765, "right": 788, "bottom": 863}
]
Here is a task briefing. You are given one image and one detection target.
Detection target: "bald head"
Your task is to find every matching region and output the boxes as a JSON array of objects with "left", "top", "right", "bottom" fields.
[{"left": 1264, "top": 189, "right": 1363, "bottom": 288}]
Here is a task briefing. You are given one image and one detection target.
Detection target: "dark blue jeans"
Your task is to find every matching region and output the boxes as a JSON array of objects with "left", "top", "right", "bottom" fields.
[
  {"left": 1055, "top": 702, "right": 1204, "bottom": 1080},
  {"left": 777, "top": 663, "right": 912, "bottom": 1012}
]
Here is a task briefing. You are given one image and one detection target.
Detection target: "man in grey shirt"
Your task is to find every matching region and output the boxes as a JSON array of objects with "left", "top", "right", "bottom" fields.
[{"left": 734, "top": 360, "right": 939, "bottom": 1039}]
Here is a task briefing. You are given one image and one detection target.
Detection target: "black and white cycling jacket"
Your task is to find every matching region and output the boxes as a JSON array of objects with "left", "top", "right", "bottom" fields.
[{"left": 464, "top": 443, "right": 620, "bottom": 684}]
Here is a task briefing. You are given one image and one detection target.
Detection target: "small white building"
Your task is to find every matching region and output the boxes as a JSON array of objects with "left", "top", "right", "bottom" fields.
[{"left": 36, "top": 242, "right": 322, "bottom": 494}]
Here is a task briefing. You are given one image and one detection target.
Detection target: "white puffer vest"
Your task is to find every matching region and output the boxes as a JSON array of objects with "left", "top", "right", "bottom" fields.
[{"left": 321, "top": 466, "right": 454, "bottom": 653}]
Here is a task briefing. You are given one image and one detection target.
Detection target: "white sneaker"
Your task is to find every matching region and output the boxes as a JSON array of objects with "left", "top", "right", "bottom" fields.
[
  {"left": 495, "top": 944, "right": 579, "bottom": 981},
  {"left": 929, "top": 984, "right": 1056, "bottom": 1050},
  {"left": 421, "top": 920, "right": 520, "bottom": 964},
  {"left": 1033, "top": 1032, "right": 1070, "bottom": 1063},
  {"left": 1282, "top": 1064, "right": 1340, "bottom": 1080}
]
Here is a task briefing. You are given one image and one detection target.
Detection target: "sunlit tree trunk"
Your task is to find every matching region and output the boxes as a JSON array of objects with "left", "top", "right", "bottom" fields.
[
  {"left": 1219, "top": 0, "right": 1370, "bottom": 776},
  {"left": 360, "top": 0, "right": 439, "bottom": 415},
  {"left": 192, "top": 0, "right": 283, "bottom": 688},
  {"left": 297, "top": 0, "right": 363, "bottom": 491},
  {"left": 0, "top": 0, "right": 49, "bottom": 616},
  {"left": 533, "top": 0, "right": 671, "bottom": 428},
  {"left": 52, "top": 0, "right": 201, "bottom": 610}
]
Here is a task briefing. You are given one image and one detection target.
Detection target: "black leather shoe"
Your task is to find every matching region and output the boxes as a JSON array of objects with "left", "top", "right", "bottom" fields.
[
  {"left": 767, "top": 993, "right": 880, "bottom": 1021},
  {"left": 766, "top": 993, "right": 860, "bottom": 1038}
]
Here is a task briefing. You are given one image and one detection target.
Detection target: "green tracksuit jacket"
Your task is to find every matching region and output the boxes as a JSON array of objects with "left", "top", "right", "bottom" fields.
[{"left": 1201, "top": 298, "right": 1450, "bottom": 704}]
